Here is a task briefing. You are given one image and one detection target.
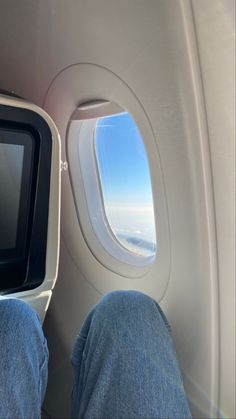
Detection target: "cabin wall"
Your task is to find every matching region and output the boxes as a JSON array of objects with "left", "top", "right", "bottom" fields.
[
  {"left": 0, "top": 1, "right": 235, "bottom": 418},
  {"left": 192, "top": 1, "right": 235, "bottom": 415}
]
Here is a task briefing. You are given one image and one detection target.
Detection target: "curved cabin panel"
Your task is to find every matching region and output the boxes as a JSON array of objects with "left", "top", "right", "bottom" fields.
[{"left": 0, "top": 1, "right": 235, "bottom": 418}]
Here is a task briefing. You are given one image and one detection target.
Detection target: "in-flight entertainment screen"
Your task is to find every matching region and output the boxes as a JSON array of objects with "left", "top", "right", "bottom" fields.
[
  {"left": 0, "top": 128, "right": 34, "bottom": 259},
  {"left": 0, "top": 143, "right": 24, "bottom": 249}
]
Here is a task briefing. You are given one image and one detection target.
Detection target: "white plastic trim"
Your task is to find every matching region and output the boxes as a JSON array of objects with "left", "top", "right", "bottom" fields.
[
  {"left": 0, "top": 94, "right": 61, "bottom": 319},
  {"left": 72, "top": 100, "right": 123, "bottom": 120},
  {"left": 45, "top": 62, "right": 170, "bottom": 294},
  {"left": 68, "top": 117, "right": 156, "bottom": 268}
]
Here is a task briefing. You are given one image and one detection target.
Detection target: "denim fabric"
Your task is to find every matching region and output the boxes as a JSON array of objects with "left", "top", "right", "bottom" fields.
[
  {"left": 0, "top": 292, "right": 191, "bottom": 419},
  {"left": 0, "top": 298, "right": 48, "bottom": 419},
  {"left": 71, "top": 291, "right": 191, "bottom": 419}
]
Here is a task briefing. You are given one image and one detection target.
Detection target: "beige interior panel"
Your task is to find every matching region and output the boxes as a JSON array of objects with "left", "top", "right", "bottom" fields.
[{"left": 0, "top": 1, "right": 234, "bottom": 418}]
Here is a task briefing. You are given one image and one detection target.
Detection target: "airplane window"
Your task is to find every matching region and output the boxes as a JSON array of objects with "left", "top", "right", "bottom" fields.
[
  {"left": 94, "top": 112, "right": 156, "bottom": 258},
  {"left": 68, "top": 104, "right": 159, "bottom": 271}
]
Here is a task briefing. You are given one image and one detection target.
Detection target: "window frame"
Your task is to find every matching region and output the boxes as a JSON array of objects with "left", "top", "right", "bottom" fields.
[
  {"left": 77, "top": 115, "right": 156, "bottom": 267},
  {"left": 66, "top": 100, "right": 169, "bottom": 278}
]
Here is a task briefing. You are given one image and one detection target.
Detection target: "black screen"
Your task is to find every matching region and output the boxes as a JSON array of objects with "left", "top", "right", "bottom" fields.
[
  {"left": 0, "top": 128, "right": 34, "bottom": 260},
  {"left": 0, "top": 143, "right": 24, "bottom": 249}
]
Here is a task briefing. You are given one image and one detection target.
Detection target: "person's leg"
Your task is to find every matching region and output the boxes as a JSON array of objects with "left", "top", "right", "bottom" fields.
[
  {"left": 71, "top": 290, "right": 191, "bottom": 419},
  {"left": 0, "top": 298, "right": 48, "bottom": 419}
]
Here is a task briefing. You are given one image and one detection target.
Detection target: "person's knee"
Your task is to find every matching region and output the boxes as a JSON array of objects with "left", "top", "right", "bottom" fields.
[
  {"left": 101, "top": 290, "right": 154, "bottom": 312},
  {"left": 0, "top": 298, "right": 41, "bottom": 340},
  {"left": 93, "top": 290, "right": 159, "bottom": 332},
  {"left": 79, "top": 290, "right": 172, "bottom": 360}
]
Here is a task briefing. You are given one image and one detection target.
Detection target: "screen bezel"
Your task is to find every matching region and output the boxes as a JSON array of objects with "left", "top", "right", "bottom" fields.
[
  {"left": 0, "top": 103, "right": 52, "bottom": 293},
  {"left": 0, "top": 128, "right": 35, "bottom": 261}
]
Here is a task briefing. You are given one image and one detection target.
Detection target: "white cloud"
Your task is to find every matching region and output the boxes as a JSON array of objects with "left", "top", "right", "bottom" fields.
[{"left": 104, "top": 204, "right": 156, "bottom": 243}]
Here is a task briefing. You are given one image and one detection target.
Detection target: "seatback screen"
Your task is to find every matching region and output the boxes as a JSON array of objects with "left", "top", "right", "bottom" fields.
[
  {"left": 0, "top": 128, "right": 34, "bottom": 260},
  {"left": 0, "top": 102, "right": 53, "bottom": 293},
  {"left": 0, "top": 143, "right": 24, "bottom": 249}
]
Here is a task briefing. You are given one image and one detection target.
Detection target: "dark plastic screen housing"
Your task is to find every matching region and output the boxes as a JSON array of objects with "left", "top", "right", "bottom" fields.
[{"left": 0, "top": 104, "right": 52, "bottom": 293}]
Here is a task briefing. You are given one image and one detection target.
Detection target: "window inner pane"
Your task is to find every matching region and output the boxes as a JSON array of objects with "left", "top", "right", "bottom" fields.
[{"left": 95, "top": 112, "right": 156, "bottom": 258}]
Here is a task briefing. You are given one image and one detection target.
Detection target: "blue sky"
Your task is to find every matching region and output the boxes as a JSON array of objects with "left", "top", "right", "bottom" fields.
[
  {"left": 95, "top": 112, "right": 153, "bottom": 207},
  {"left": 94, "top": 112, "right": 156, "bottom": 252}
]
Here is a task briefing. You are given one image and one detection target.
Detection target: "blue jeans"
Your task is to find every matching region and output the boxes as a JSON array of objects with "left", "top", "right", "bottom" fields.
[{"left": 0, "top": 291, "right": 191, "bottom": 419}]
